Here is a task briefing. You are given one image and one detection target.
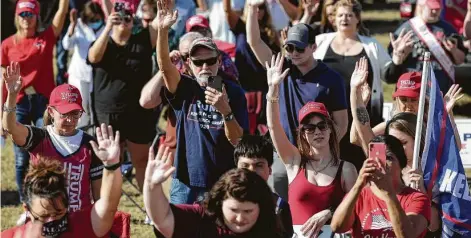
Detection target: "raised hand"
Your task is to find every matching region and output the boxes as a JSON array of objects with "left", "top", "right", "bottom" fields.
[
  {"left": 280, "top": 27, "right": 288, "bottom": 46},
  {"left": 169, "top": 50, "right": 182, "bottom": 65},
  {"left": 156, "top": 0, "right": 178, "bottom": 29},
  {"left": 265, "top": 53, "right": 290, "bottom": 87},
  {"left": 350, "top": 57, "right": 369, "bottom": 89},
  {"left": 90, "top": 124, "right": 121, "bottom": 166},
  {"left": 69, "top": 8, "right": 78, "bottom": 26},
  {"left": 405, "top": 168, "right": 426, "bottom": 193},
  {"left": 390, "top": 28, "right": 414, "bottom": 59},
  {"left": 105, "top": 12, "right": 122, "bottom": 30},
  {"left": 302, "top": 0, "right": 320, "bottom": 17},
  {"left": 355, "top": 158, "right": 377, "bottom": 189},
  {"left": 361, "top": 83, "right": 371, "bottom": 106},
  {"left": 145, "top": 146, "right": 175, "bottom": 187},
  {"left": 2, "top": 62, "right": 22, "bottom": 94},
  {"left": 205, "top": 86, "right": 231, "bottom": 116},
  {"left": 301, "top": 209, "right": 331, "bottom": 237},
  {"left": 444, "top": 84, "right": 464, "bottom": 114},
  {"left": 370, "top": 159, "right": 394, "bottom": 200}
]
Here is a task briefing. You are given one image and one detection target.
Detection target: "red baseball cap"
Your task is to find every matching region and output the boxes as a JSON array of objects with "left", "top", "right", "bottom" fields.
[
  {"left": 186, "top": 15, "right": 210, "bottom": 32},
  {"left": 418, "top": 0, "right": 442, "bottom": 9},
  {"left": 298, "top": 102, "right": 330, "bottom": 123},
  {"left": 392, "top": 72, "right": 422, "bottom": 99},
  {"left": 16, "top": 0, "right": 40, "bottom": 16},
  {"left": 49, "top": 84, "right": 84, "bottom": 114}
]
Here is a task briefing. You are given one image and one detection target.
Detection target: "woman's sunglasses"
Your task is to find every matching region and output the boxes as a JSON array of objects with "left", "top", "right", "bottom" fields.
[
  {"left": 191, "top": 57, "right": 218, "bottom": 67},
  {"left": 121, "top": 15, "right": 133, "bottom": 23},
  {"left": 301, "top": 121, "right": 329, "bottom": 134},
  {"left": 284, "top": 44, "right": 306, "bottom": 54},
  {"left": 19, "top": 11, "right": 35, "bottom": 18}
]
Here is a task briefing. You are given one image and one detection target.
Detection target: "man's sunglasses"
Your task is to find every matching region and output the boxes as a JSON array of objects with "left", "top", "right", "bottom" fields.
[
  {"left": 301, "top": 121, "right": 329, "bottom": 133},
  {"left": 191, "top": 57, "right": 218, "bottom": 67},
  {"left": 19, "top": 11, "right": 35, "bottom": 18},
  {"left": 284, "top": 44, "right": 306, "bottom": 54}
]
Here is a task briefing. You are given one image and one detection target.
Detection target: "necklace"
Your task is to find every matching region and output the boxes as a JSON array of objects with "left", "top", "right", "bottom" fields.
[{"left": 308, "top": 158, "right": 333, "bottom": 175}]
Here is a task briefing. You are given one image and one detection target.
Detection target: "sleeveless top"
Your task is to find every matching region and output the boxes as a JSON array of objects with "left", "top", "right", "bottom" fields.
[{"left": 289, "top": 160, "right": 346, "bottom": 225}]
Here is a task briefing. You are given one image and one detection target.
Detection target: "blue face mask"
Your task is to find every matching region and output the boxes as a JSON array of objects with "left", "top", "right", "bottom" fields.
[{"left": 88, "top": 21, "right": 103, "bottom": 31}]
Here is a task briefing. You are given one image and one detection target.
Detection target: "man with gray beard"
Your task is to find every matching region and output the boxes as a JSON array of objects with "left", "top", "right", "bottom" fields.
[{"left": 155, "top": 0, "right": 248, "bottom": 205}]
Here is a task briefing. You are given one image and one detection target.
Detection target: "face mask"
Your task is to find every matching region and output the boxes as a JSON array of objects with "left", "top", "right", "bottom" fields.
[
  {"left": 40, "top": 214, "right": 68, "bottom": 237},
  {"left": 88, "top": 21, "right": 103, "bottom": 31}
]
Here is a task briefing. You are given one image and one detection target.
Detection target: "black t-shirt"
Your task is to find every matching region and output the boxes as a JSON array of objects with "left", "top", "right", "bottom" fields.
[{"left": 88, "top": 28, "right": 153, "bottom": 113}]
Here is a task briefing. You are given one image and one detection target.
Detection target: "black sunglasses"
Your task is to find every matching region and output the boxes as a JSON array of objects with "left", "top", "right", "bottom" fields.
[
  {"left": 284, "top": 44, "right": 306, "bottom": 54},
  {"left": 121, "top": 15, "right": 132, "bottom": 23},
  {"left": 301, "top": 121, "right": 329, "bottom": 133},
  {"left": 191, "top": 57, "right": 218, "bottom": 67},
  {"left": 19, "top": 11, "right": 35, "bottom": 18}
]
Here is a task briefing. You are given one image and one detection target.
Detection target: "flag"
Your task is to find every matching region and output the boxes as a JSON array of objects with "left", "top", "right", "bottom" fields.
[{"left": 421, "top": 68, "right": 471, "bottom": 237}]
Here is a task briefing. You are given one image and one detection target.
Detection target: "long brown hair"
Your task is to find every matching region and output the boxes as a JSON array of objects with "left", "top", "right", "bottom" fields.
[
  {"left": 23, "top": 157, "right": 69, "bottom": 212},
  {"left": 296, "top": 113, "right": 341, "bottom": 167},
  {"left": 321, "top": 0, "right": 337, "bottom": 29},
  {"left": 385, "top": 112, "right": 426, "bottom": 160},
  {"left": 242, "top": 1, "right": 278, "bottom": 47},
  {"left": 334, "top": 0, "right": 370, "bottom": 36},
  {"left": 203, "top": 168, "right": 282, "bottom": 237}
]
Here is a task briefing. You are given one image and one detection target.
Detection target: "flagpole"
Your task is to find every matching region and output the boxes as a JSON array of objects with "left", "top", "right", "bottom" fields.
[{"left": 412, "top": 52, "right": 431, "bottom": 171}]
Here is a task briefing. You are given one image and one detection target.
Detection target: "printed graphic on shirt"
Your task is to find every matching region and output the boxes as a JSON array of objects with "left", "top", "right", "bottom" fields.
[
  {"left": 412, "top": 29, "right": 447, "bottom": 70},
  {"left": 360, "top": 207, "right": 395, "bottom": 238},
  {"left": 65, "top": 162, "right": 85, "bottom": 212},
  {"left": 186, "top": 99, "right": 224, "bottom": 130}
]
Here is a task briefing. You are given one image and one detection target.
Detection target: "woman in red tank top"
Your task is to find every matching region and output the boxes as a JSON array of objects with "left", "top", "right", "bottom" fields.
[{"left": 266, "top": 54, "right": 358, "bottom": 237}]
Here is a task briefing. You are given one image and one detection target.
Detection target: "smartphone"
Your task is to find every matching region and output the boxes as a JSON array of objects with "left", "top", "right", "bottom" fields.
[
  {"left": 114, "top": 2, "right": 126, "bottom": 17},
  {"left": 208, "top": 75, "right": 223, "bottom": 92},
  {"left": 369, "top": 142, "right": 387, "bottom": 164}
]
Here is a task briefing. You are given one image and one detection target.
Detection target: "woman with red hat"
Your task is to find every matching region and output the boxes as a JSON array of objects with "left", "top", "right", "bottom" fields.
[
  {"left": 1, "top": 0, "right": 69, "bottom": 216},
  {"left": 2, "top": 63, "right": 109, "bottom": 224},
  {"left": 349, "top": 58, "right": 463, "bottom": 236},
  {"left": 265, "top": 53, "right": 358, "bottom": 238}
]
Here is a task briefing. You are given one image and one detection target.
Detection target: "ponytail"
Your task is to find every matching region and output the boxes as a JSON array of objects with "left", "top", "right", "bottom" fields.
[{"left": 43, "top": 108, "right": 53, "bottom": 127}]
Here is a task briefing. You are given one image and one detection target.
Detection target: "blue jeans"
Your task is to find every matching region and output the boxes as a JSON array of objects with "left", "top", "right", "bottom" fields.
[
  {"left": 14, "top": 94, "right": 48, "bottom": 201},
  {"left": 169, "top": 178, "right": 207, "bottom": 205}
]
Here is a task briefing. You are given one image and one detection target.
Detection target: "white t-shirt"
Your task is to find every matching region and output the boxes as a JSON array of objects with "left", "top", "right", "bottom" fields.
[
  {"left": 47, "top": 125, "right": 84, "bottom": 157},
  {"left": 208, "top": 0, "right": 246, "bottom": 44}
]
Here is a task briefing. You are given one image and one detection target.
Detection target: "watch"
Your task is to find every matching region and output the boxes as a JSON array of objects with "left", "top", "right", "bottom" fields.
[
  {"left": 104, "top": 162, "right": 121, "bottom": 171},
  {"left": 224, "top": 112, "right": 234, "bottom": 121}
]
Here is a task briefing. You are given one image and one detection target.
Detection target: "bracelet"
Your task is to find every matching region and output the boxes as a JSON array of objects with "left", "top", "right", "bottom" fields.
[
  {"left": 2, "top": 104, "right": 16, "bottom": 113},
  {"left": 104, "top": 162, "right": 121, "bottom": 171},
  {"left": 266, "top": 95, "right": 279, "bottom": 103}
]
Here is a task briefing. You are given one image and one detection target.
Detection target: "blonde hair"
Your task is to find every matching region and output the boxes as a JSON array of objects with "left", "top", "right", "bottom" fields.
[
  {"left": 14, "top": 15, "right": 41, "bottom": 34},
  {"left": 321, "top": 0, "right": 337, "bottom": 29},
  {"left": 334, "top": 0, "right": 370, "bottom": 36}
]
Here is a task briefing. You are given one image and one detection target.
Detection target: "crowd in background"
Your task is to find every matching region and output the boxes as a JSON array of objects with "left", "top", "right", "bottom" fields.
[{"left": 1, "top": 0, "right": 470, "bottom": 237}]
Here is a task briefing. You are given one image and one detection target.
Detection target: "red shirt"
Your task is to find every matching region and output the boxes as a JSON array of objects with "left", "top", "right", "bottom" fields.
[
  {"left": 443, "top": 0, "right": 468, "bottom": 33},
  {"left": 21, "top": 126, "right": 104, "bottom": 212},
  {"left": 1, "top": 27, "right": 56, "bottom": 104},
  {"left": 352, "top": 187, "right": 431, "bottom": 238},
  {"left": 1, "top": 207, "right": 131, "bottom": 238}
]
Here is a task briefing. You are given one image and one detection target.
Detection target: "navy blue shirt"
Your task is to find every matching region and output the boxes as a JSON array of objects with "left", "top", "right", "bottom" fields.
[
  {"left": 279, "top": 59, "right": 348, "bottom": 144},
  {"left": 232, "top": 19, "right": 279, "bottom": 92},
  {"left": 390, "top": 20, "right": 466, "bottom": 92},
  {"left": 166, "top": 75, "right": 249, "bottom": 188}
]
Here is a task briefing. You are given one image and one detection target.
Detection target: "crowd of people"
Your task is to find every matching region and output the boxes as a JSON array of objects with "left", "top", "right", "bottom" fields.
[{"left": 1, "top": 0, "right": 470, "bottom": 237}]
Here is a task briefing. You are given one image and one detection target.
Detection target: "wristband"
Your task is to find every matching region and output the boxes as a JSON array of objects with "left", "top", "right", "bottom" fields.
[
  {"left": 104, "top": 162, "right": 121, "bottom": 171},
  {"left": 2, "top": 104, "right": 16, "bottom": 113}
]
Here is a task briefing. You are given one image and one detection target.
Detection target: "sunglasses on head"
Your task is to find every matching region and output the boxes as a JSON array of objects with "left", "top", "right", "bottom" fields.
[
  {"left": 284, "top": 44, "right": 306, "bottom": 54},
  {"left": 191, "top": 56, "right": 218, "bottom": 67},
  {"left": 19, "top": 11, "right": 35, "bottom": 18},
  {"left": 301, "top": 121, "right": 329, "bottom": 133}
]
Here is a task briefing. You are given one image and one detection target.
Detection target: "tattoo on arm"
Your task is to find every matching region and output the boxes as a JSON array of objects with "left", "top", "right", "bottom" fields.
[{"left": 356, "top": 107, "right": 370, "bottom": 125}]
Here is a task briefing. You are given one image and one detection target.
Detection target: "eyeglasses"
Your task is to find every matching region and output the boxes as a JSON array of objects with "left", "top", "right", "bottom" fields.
[
  {"left": 19, "top": 11, "right": 35, "bottom": 18},
  {"left": 191, "top": 57, "right": 218, "bottom": 67},
  {"left": 284, "top": 44, "right": 306, "bottom": 54},
  {"left": 397, "top": 96, "right": 418, "bottom": 103},
  {"left": 121, "top": 15, "right": 133, "bottom": 23},
  {"left": 29, "top": 207, "right": 67, "bottom": 223},
  {"left": 53, "top": 108, "right": 83, "bottom": 120},
  {"left": 301, "top": 121, "right": 329, "bottom": 134}
]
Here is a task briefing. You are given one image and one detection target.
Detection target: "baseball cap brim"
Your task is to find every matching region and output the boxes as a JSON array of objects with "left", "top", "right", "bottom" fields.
[
  {"left": 392, "top": 90, "right": 419, "bottom": 99},
  {"left": 426, "top": 1, "right": 441, "bottom": 9},
  {"left": 285, "top": 40, "right": 308, "bottom": 49},
  {"left": 53, "top": 103, "right": 84, "bottom": 114},
  {"left": 188, "top": 23, "right": 209, "bottom": 31},
  {"left": 189, "top": 44, "right": 218, "bottom": 57}
]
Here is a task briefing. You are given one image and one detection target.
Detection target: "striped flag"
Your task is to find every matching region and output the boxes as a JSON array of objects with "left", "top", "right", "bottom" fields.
[{"left": 421, "top": 67, "right": 471, "bottom": 237}]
